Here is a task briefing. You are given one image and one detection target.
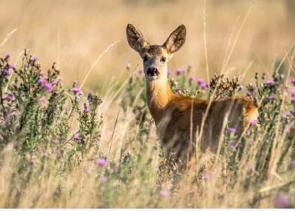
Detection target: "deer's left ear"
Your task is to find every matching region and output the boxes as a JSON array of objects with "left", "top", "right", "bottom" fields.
[
  {"left": 163, "top": 25, "right": 186, "bottom": 54},
  {"left": 126, "top": 24, "right": 149, "bottom": 53}
]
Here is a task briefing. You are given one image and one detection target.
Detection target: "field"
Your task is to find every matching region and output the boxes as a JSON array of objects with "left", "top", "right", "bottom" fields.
[{"left": 0, "top": 0, "right": 295, "bottom": 208}]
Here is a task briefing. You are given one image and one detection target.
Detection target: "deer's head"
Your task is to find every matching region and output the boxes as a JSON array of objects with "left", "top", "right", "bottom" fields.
[{"left": 126, "top": 24, "right": 186, "bottom": 81}]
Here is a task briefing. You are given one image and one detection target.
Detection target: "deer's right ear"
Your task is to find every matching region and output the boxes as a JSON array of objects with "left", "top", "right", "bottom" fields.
[{"left": 126, "top": 24, "right": 148, "bottom": 53}]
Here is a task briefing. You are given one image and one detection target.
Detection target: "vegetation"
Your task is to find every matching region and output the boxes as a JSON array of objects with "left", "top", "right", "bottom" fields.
[{"left": 0, "top": 50, "right": 294, "bottom": 208}]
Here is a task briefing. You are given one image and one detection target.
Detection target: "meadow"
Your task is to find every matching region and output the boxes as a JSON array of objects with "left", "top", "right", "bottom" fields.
[{"left": 0, "top": 0, "right": 294, "bottom": 208}]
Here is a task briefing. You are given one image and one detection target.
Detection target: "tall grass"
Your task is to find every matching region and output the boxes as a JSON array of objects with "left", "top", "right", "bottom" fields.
[{"left": 0, "top": 50, "right": 294, "bottom": 208}]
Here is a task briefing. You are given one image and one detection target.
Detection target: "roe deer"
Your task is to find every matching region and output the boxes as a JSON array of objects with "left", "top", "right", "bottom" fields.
[{"left": 126, "top": 24, "right": 258, "bottom": 169}]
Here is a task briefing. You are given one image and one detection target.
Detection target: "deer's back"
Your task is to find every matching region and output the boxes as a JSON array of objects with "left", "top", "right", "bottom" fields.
[{"left": 156, "top": 96, "right": 257, "bottom": 163}]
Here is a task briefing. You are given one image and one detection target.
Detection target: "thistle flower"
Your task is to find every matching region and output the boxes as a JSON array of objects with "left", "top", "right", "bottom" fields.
[
  {"left": 43, "top": 82, "right": 53, "bottom": 92},
  {"left": 196, "top": 78, "right": 208, "bottom": 90},
  {"left": 71, "top": 83, "right": 83, "bottom": 96},
  {"left": 175, "top": 68, "right": 184, "bottom": 76},
  {"left": 2, "top": 64, "right": 15, "bottom": 77},
  {"left": 227, "top": 127, "right": 237, "bottom": 134},
  {"left": 73, "top": 133, "right": 82, "bottom": 143},
  {"left": 273, "top": 194, "right": 290, "bottom": 208},
  {"left": 83, "top": 103, "right": 90, "bottom": 113},
  {"left": 96, "top": 158, "right": 107, "bottom": 167},
  {"left": 4, "top": 53, "right": 10, "bottom": 60},
  {"left": 31, "top": 56, "right": 38, "bottom": 62},
  {"left": 249, "top": 120, "right": 257, "bottom": 127},
  {"left": 264, "top": 79, "right": 275, "bottom": 87}
]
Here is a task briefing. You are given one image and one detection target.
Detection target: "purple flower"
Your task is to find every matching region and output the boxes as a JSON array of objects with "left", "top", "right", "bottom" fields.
[
  {"left": 43, "top": 82, "right": 53, "bottom": 92},
  {"left": 196, "top": 78, "right": 208, "bottom": 90},
  {"left": 96, "top": 158, "right": 107, "bottom": 167},
  {"left": 4, "top": 94, "right": 14, "bottom": 102},
  {"left": 238, "top": 85, "right": 244, "bottom": 91},
  {"left": 4, "top": 54, "right": 10, "bottom": 60},
  {"left": 31, "top": 56, "right": 38, "bottom": 62},
  {"left": 247, "top": 91, "right": 253, "bottom": 97},
  {"left": 159, "top": 190, "right": 170, "bottom": 197},
  {"left": 273, "top": 194, "right": 290, "bottom": 208},
  {"left": 83, "top": 103, "right": 90, "bottom": 113},
  {"left": 249, "top": 120, "right": 257, "bottom": 127},
  {"left": 229, "top": 143, "right": 237, "bottom": 150},
  {"left": 38, "top": 76, "right": 46, "bottom": 86},
  {"left": 175, "top": 68, "right": 184, "bottom": 76},
  {"left": 73, "top": 133, "right": 81, "bottom": 143},
  {"left": 227, "top": 127, "right": 237, "bottom": 134},
  {"left": 71, "top": 83, "right": 83, "bottom": 96},
  {"left": 2, "top": 64, "right": 14, "bottom": 77},
  {"left": 291, "top": 89, "right": 295, "bottom": 98},
  {"left": 291, "top": 78, "right": 295, "bottom": 85},
  {"left": 264, "top": 79, "right": 275, "bottom": 87}
]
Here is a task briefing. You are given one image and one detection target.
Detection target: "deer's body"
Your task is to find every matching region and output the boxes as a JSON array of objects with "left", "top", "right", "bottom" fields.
[{"left": 126, "top": 24, "right": 258, "bottom": 167}]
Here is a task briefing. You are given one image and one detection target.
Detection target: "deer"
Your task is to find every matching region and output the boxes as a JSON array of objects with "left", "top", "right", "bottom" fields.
[{"left": 126, "top": 23, "right": 258, "bottom": 171}]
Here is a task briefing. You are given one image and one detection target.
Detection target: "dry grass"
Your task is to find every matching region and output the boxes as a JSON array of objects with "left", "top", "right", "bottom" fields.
[{"left": 0, "top": 0, "right": 294, "bottom": 208}]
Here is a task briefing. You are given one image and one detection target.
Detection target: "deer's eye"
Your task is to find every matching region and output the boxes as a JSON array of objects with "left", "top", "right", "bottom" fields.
[
  {"left": 143, "top": 55, "right": 149, "bottom": 62},
  {"left": 160, "top": 56, "right": 166, "bottom": 63}
]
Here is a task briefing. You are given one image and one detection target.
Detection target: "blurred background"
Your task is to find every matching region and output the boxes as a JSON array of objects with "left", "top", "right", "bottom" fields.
[{"left": 0, "top": 0, "right": 294, "bottom": 92}]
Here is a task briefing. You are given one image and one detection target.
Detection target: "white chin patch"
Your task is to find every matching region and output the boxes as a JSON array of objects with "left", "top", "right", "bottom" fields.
[{"left": 147, "top": 75, "right": 159, "bottom": 81}]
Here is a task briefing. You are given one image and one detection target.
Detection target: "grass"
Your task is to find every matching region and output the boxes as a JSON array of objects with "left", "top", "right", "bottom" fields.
[
  {"left": 0, "top": 49, "right": 294, "bottom": 208},
  {"left": 0, "top": 0, "right": 295, "bottom": 208}
]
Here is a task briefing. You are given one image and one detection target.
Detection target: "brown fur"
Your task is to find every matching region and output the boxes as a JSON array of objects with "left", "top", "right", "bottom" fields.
[{"left": 126, "top": 23, "right": 258, "bottom": 169}]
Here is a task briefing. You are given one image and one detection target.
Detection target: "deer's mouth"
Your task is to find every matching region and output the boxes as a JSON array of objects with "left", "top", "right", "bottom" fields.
[{"left": 146, "top": 68, "right": 159, "bottom": 80}]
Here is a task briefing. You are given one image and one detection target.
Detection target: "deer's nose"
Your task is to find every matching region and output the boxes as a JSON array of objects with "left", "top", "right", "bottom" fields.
[{"left": 146, "top": 67, "right": 159, "bottom": 76}]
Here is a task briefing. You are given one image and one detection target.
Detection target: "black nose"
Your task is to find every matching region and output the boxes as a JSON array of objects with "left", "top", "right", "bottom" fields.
[{"left": 146, "top": 67, "right": 159, "bottom": 76}]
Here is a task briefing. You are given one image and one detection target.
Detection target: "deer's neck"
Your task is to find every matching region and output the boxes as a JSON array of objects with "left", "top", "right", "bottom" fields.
[{"left": 146, "top": 78, "right": 175, "bottom": 123}]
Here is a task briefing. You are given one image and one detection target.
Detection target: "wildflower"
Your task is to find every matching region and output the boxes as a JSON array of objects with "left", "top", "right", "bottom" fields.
[
  {"left": 4, "top": 54, "right": 10, "bottom": 60},
  {"left": 38, "top": 75, "right": 46, "bottom": 86},
  {"left": 227, "top": 127, "right": 237, "bottom": 134},
  {"left": 73, "top": 133, "right": 81, "bottom": 143},
  {"left": 291, "top": 78, "right": 295, "bottom": 85},
  {"left": 291, "top": 89, "right": 295, "bottom": 98},
  {"left": 229, "top": 143, "right": 237, "bottom": 150},
  {"left": 96, "top": 158, "right": 107, "bottom": 167},
  {"left": 4, "top": 94, "right": 14, "bottom": 102},
  {"left": 264, "top": 79, "right": 275, "bottom": 87},
  {"left": 196, "top": 78, "right": 208, "bottom": 90},
  {"left": 71, "top": 83, "right": 83, "bottom": 96},
  {"left": 175, "top": 68, "right": 184, "bottom": 76},
  {"left": 249, "top": 120, "right": 257, "bottom": 127},
  {"left": 31, "top": 56, "right": 38, "bottom": 62},
  {"left": 83, "top": 103, "right": 90, "bottom": 113},
  {"left": 246, "top": 91, "right": 253, "bottom": 97},
  {"left": 273, "top": 194, "right": 290, "bottom": 208},
  {"left": 43, "top": 82, "right": 53, "bottom": 92},
  {"left": 159, "top": 190, "right": 170, "bottom": 197},
  {"left": 2, "top": 64, "right": 14, "bottom": 77},
  {"left": 38, "top": 96, "right": 48, "bottom": 108},
  {"left": 238, "top": 85, "right": 244, "bottom": 91}
]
